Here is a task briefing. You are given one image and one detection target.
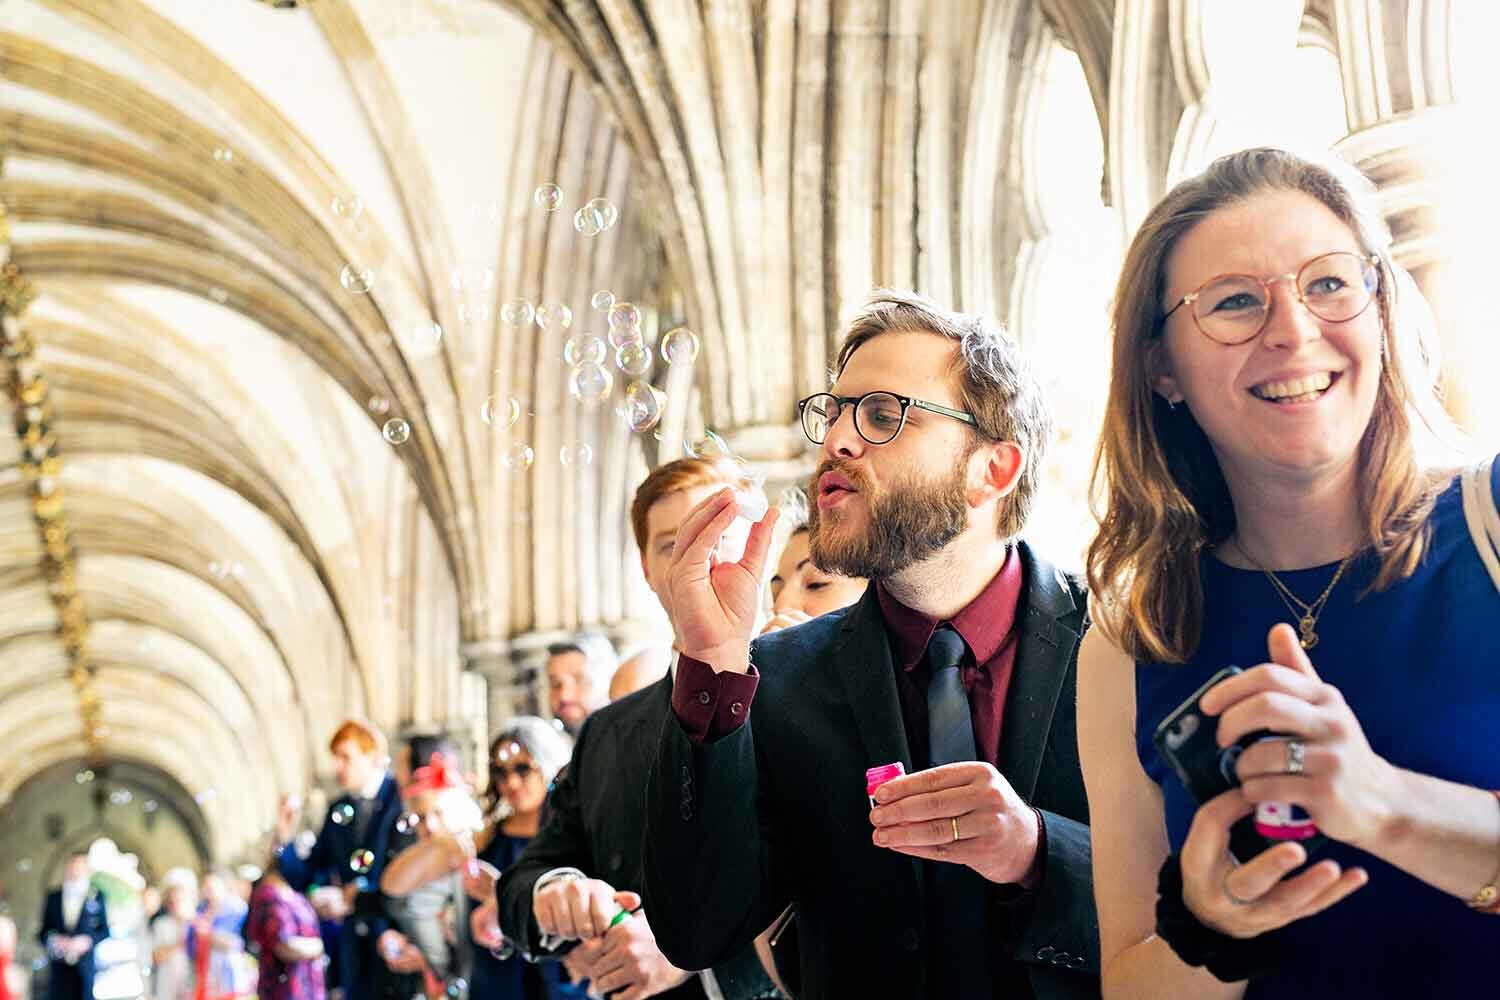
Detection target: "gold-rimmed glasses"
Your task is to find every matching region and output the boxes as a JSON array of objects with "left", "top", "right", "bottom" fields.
[{"left": 1159, "top": 251, "right": 1381, "bottom": 345}]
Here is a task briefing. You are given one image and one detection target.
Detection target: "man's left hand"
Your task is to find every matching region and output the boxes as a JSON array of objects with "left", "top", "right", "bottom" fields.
[
  {"left": 870, "top": 761, "right": 1040, "bottom": 885},
  {"left": 587, "top": 910, "right": 692, "bottom": 1000}
]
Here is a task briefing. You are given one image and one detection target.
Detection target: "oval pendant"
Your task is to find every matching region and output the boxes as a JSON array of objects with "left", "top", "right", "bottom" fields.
[{"left": 1298, "top": 616, "right": 1318, "bottom": 650}]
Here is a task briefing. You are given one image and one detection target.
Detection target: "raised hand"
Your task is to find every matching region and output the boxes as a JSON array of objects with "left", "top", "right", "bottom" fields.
[{"left": 666, "top": 488, "right": 779, "bottom": 673}]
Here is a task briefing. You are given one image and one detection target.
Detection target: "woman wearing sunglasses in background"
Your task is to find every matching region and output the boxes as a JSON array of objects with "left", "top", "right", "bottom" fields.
[
  {"left": 1078, "top": 147, "right": 1500, "bottom": 998},
  {"left": 383, "top": 717, "right": 575, "bottom": 999}
]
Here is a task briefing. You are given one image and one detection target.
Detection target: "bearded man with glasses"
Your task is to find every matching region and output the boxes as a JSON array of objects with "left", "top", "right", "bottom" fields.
[{"left": 640, "top": 290, "right": 1101, "bottom": 1000}]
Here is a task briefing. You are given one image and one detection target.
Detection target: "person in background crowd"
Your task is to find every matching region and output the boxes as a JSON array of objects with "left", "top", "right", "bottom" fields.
[
  {"left": 644, "top": 290, "right": 1098, "bottom": 1000},
  {"left": 273, "top": 719, "right": 400, "bottom": 999},
  {"left": 246, "top": 854, "right": 325, "bottom": 1000},
  {"left": 763, "top": 488, "right": 868, "bottom": 635},
  {"left": 152, "top": 872, "right": 197, "bottom": 1000},
  {"left": 608, "top": 645, "right": 672, "bottom": 702},
  {"left": 372, "top": 742, "right": 480, "bottom": 1000},
  {"left": 394, "top": 718, "right": 578, "bottom": 1000},
  {"left": 545, "top": 635, "right": 617, "bottom": 736},
  {"left": 189, "top": 871, "right": 251, "bottom": 1000},
  {"left": 38, "top": 852, "right": 109, "bottom": 1000},
  {"left": 1079, "top": 147, "right": 1500, "bottom": 998},
  {"left": 498, "top": 457, "right": 783, "bottom": 1000}
]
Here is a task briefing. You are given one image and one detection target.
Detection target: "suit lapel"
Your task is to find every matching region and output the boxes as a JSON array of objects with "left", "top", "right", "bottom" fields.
[
  {"left": 997, "top": 543, "right": 1082, "bottom": 801},
  {"left": 833, "top": 587, "right": 913, "bottom": 775}
]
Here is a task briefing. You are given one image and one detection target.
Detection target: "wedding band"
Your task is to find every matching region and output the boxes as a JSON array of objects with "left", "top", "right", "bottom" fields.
[
  {"left": 1285, "top": 738, "right": 1306, "bottom": 776},
  {"left": 951, "top": 816, "right": 961, "bottom": 843},
  {"left": 1222, "top": 867, "right": 1254, "bottom": 907}
]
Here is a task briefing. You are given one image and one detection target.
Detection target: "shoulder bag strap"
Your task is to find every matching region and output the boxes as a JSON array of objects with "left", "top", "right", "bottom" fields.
[{"left": 1460, "top": 456, "right": 1500, "bottom": 591}]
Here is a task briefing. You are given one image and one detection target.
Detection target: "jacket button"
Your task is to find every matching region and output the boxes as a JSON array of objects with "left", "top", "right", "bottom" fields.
[
  {"left": 1037, "top": 946, "right": 1055, "bottom": 961},
  {"left": 1069, "top": 955, "right": 1086, "bottom": 970},
  {"left": 696, "top": 690, "right": 711, "bottom": 705},
  {"left": 680, "top": 802, "right": 693, "bottom": 821},
  {"left": 901, "top": 928, "right": 919, "bottom": 951},
  {"left": 680, "top": 765, "right": 691, "bottom": 782},
  {"left": 729, "top": 701, "right": 744, "bottom": 715},
  {"left": 609, "top": 853, "right": 623, "bottom": 871}
]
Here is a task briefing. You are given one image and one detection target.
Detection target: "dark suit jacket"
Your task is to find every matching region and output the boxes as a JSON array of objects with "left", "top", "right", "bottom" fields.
[
  {"left": 278, "top": 773, "right": 406, "bottom": 997},
  {"left": 498, "top": 675, "right": 776, "bottom": 1000},
  {"left": 38, "top": 886, "right": 109, "bottom": 1000},
  {"left": 642, "top": 543, "right": 1100, "bottom": 1000}
]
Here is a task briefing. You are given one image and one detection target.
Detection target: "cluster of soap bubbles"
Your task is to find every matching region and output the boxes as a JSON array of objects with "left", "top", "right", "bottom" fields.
[{"left": 330, "top": 803, "right": 356, "bottom": 826}]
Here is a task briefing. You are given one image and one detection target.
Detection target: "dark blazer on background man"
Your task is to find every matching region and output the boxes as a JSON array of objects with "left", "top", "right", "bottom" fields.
[
  {"left": 277, "top": 773, "right": 405, "bottom": 998},
  {"left": 498, "top": 674, "right": 779, "bottom": 1000},
  {"left": 642, "top": 543, "right": 1100, "bottom": 1000},
  {"left": 38, "top": 884, "right": 109, "bottom": 1000}
]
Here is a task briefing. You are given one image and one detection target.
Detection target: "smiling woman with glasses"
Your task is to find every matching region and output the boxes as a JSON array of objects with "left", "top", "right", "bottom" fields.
[{"left": 1079, "top": 146, "right": 1500, "bottom": 1000}]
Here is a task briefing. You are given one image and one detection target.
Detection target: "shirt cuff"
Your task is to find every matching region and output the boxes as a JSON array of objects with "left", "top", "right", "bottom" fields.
[{"left": 671, "top": 655, "right": 759, "bottom": 744}]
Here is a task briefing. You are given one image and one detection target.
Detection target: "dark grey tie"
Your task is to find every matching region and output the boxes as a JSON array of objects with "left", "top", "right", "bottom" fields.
[{"left": 923, "top": 625, "right": 990, "bottom": 998}]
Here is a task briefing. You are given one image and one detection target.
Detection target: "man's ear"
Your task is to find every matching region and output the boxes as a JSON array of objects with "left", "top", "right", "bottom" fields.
[{"left": 971, "top": 440, "right": 1024, "bottom": 503}]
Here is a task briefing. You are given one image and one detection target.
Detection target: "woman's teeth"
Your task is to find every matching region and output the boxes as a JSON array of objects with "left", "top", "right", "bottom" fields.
[{"left": 1252, "top": 371, "right": 1334, "bottom": 403}]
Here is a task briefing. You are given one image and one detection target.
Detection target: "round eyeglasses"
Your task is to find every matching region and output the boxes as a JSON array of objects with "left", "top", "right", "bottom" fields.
[
  {"left": 1160, "top": 251, "right": 1381, "bottom": 345},
  {"left": 796, "top": 391, "right": 977, "bottom": 446}
]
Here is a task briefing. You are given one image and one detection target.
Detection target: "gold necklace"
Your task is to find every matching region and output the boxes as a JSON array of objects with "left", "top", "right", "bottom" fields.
[{"left": 1231, "top": 540, "right": 1353, "bottom": 650}]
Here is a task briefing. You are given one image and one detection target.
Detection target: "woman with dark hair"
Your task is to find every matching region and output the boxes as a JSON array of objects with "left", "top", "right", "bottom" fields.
[
  {"left": 383, "top": 717, "right": 575, "bottom": 1000},
  {"left": 1079, "top": 146, "right": 1500, "bottom": 997}
]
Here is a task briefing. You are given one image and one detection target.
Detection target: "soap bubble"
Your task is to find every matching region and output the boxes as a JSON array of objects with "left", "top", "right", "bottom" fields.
[
  {"left": 16, "top": 858, "right": 32, "bottom": 873},
  {"left": 481, "top": 395, "right": 521, "bottom": 429},
  {"left": 331, "top": 194, "right": 364, "bottom": 221},
  {"left": 559, "top": 443, "right": 594, "bottom": 467},
  {"left": 450, "top": 263, "right": 495, "bottom": 295},
  {"left": 500, "top": 299, "right": 535, "bottom": 327},
  {"left": 686, "top": 430, "right": 732, "bottom": 460},
  {"left": 568, "top": 363, "right": 613, "bottom": 405},
  {"left": 623, "top": 382, "right": 665, "bottom": 433},
  {"left": 75, "top": 770, "right": 95, "bottom": 784},
  {"left": 367, "top": 396, "right": 390, "bottom": 415},
  {"left": 331, "top": 803, "right": 355, "bottom": 826},
  {"left": 615, "top": 342, "right": 652, "bottom": 376},
  {"left": 402, "top": 321, "right": 443, "bottom": 358},
  {"left": 590, "top": 289, "right": 615, "bottom": 311},
  {"left": 572, "top": 197, "right": 619, "bottom": 236},
  {"left": 533, "top": 183, "right": 563, "bottom": 212},
  {"left": 502, "top": 443, "right": 535, "bottom": 470},
  {"left": 212, "top": 147, "right": 235, "bottom": 163},
  {"left": 607, "top": 301, "right": 641, "bottom": 332},
  {"left": 195, "top": 788, "right": 218, "bottom": 805},
  {"left": 661, "top": 327, "right": 700, "bottom": 365},
  {"left": 608, "top": 325, "right": 644, "bottom": 350},
  {"left": 382, "top": 419, "right": 411, "bottom": 445},
  {"left": 445, "top": 979, "right": 468, "bottom": 999},
  {"left": 349, "top": 849, "right": 375, "bottom": 875},
  {"left": 563, "top": 334, "right": 607, "bottom": 367},
  {"left": 340, "top": 265, "right": 375, "bottom": 294},
  {"left": 536, "top": 304, "right": 573, "bottom": 331},
  {"left": 395, "top": 812, "right": 420, "bottom": 835}
]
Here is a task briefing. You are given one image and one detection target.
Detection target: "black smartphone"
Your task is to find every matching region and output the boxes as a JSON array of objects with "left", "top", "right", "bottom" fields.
[{"left": 1153, "top": 666, "right": 1325, "bottom": 863}]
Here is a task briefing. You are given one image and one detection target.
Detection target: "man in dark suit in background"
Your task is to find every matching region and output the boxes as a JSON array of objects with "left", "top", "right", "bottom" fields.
[
  {"left": 645, "top": 290, "right": 1100, "bottom": 999},
  {"left": 497, "top": 457, "right": 779, "bottom": 1000},
  {"left": 38, "top": 852, "right": 108, "bottom": 1000},
  {"left": 273, "top": 718, "right": 403, "bottom": 999}
]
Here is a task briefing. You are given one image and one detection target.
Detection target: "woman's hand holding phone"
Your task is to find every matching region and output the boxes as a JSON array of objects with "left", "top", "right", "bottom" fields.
[{"left": 1178, "top": 624, "right": 1380, "bottom": 934}]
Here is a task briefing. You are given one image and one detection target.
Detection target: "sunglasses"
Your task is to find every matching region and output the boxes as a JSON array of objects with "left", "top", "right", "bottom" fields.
[{"left": 489, "top": 761, "right": 536, "bottom": 781}]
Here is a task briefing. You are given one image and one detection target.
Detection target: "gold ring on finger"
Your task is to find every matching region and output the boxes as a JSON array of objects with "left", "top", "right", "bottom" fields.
[{"left": 951, "top": 816, "right": 960, "bottom": 843}]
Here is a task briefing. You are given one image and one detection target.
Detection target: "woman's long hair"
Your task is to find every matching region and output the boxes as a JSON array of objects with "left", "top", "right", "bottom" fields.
[{"left": 1087, "top": 147, "right": 1464, "bottom": 664}]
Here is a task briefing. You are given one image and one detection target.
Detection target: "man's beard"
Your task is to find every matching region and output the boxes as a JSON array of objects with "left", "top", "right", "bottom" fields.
[{"left": 807, "top": 453, "right": 973, "bottom": 580}]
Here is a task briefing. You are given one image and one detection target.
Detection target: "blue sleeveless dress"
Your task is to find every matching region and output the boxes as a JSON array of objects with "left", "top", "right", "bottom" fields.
[{"left": 1135, "top": 460, "right": 1500, "bottom": 997}]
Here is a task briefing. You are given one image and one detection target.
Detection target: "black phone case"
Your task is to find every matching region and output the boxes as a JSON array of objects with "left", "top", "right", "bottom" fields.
[{"left": 1153, "top": 666, "right": 1325, "bottom": 863}]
